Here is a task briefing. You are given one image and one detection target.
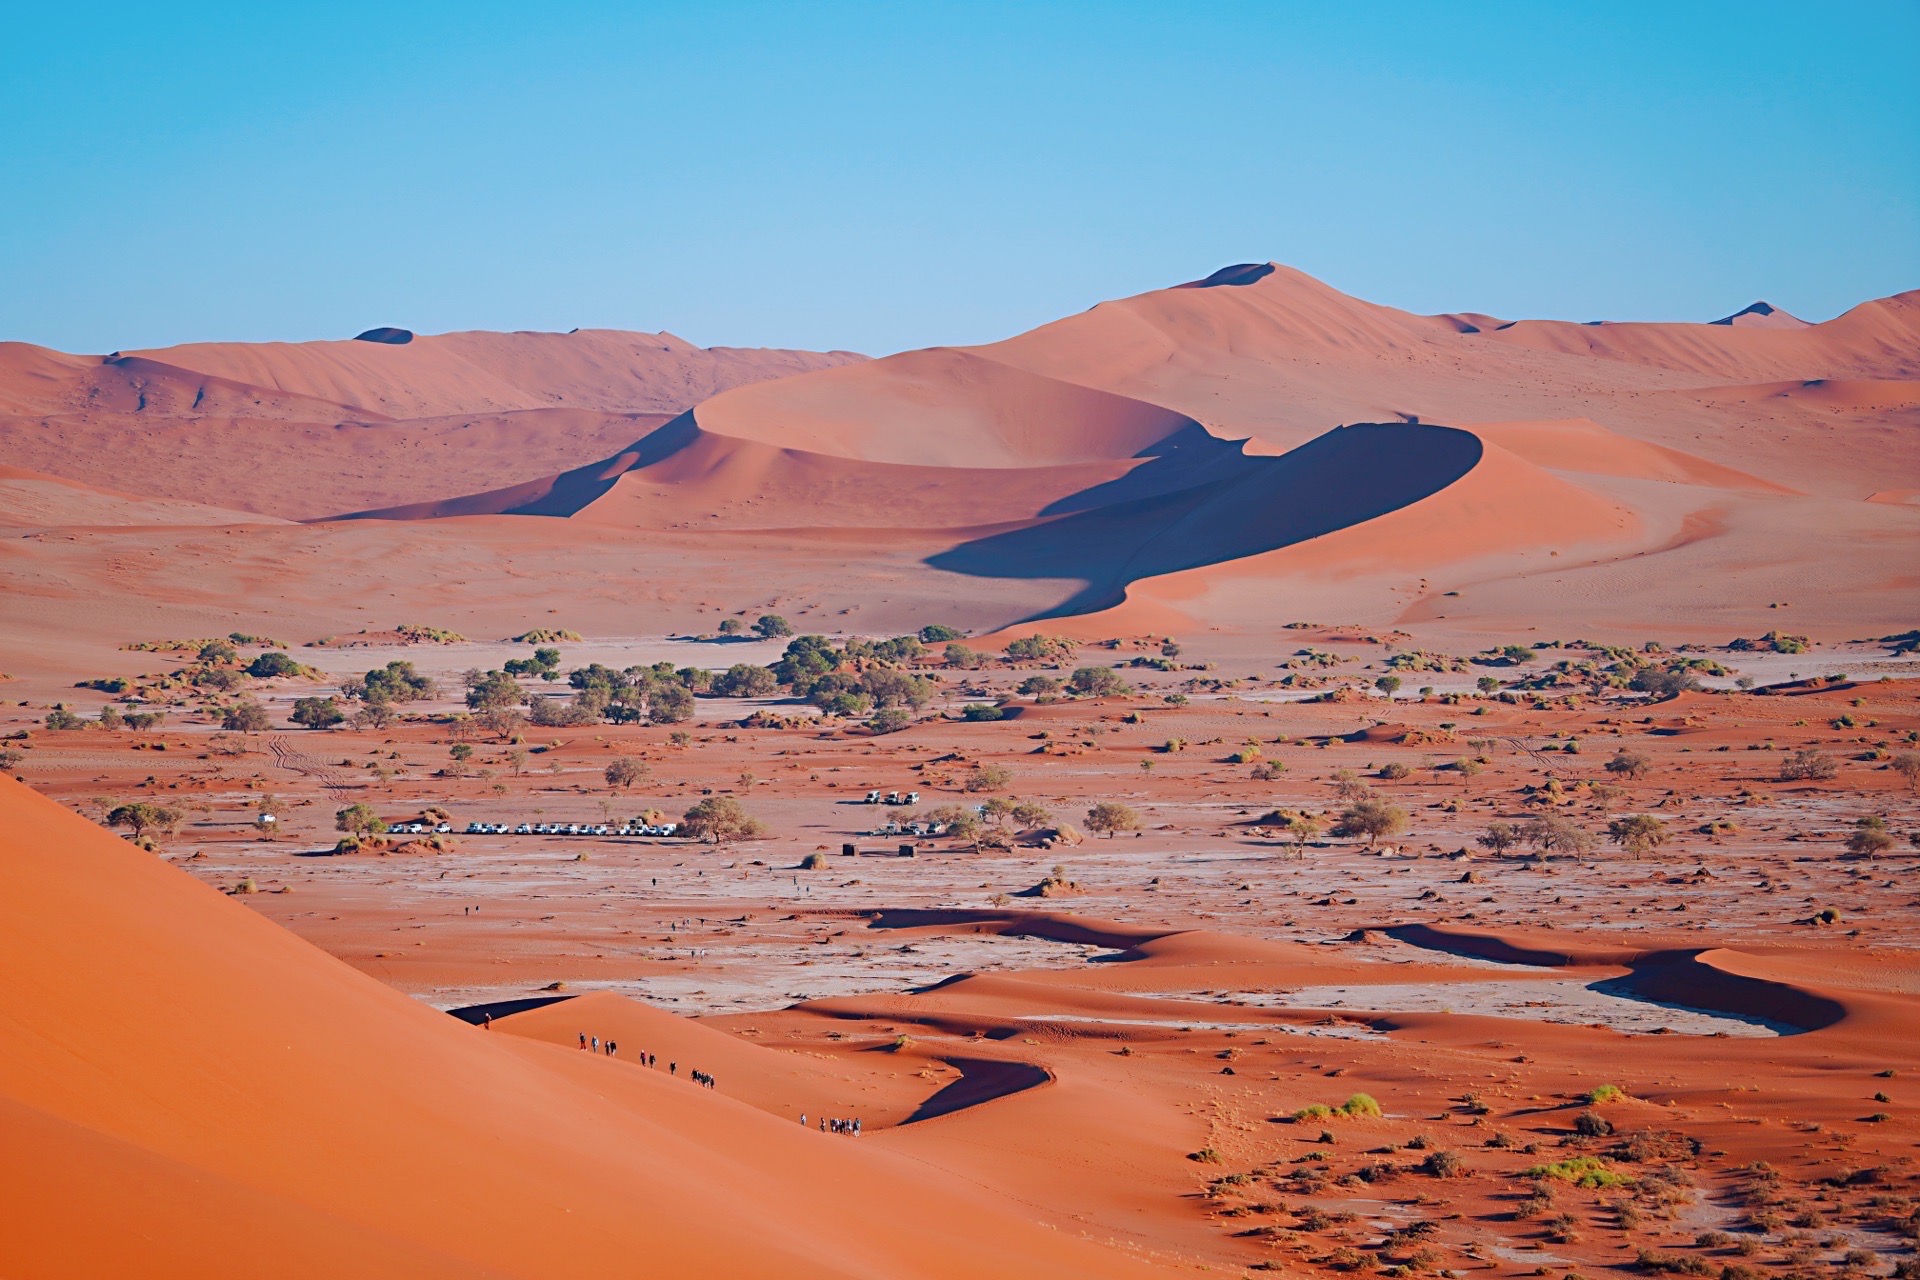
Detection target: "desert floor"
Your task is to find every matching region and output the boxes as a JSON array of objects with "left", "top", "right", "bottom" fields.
[{"left": 7, "top": 626, "right": 1917, "bottom": 1278}]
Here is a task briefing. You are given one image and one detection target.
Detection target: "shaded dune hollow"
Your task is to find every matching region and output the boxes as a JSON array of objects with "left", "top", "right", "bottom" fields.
[{"left": 926, "top": 422, "right": 1482, "bottom": 617}]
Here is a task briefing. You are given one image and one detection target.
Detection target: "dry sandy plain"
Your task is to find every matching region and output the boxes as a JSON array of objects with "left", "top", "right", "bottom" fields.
[{"left": 2, "top": 265, "right": 1917, "bottom": 1278}]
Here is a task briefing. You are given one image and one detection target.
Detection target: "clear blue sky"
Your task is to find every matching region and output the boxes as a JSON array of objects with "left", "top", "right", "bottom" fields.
[{"left": 4, "top": 2, "right": 1915, "bottom": 355}]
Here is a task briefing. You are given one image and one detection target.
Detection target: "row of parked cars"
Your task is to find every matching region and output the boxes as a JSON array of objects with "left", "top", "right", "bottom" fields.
[
  {"left": 862, "top": 791, "right": 921, "bottom": 805},
  {"left": 463, "top": 822, "right": 681, "bottom": 838}
]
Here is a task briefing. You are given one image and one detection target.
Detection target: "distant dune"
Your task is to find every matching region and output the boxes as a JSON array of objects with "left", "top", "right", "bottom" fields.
[{"left": 1, "top": 263, "right": 1915, "bottom": 641}]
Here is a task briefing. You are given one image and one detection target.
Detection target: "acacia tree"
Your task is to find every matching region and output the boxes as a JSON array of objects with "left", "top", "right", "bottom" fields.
[
  {"left": 681, "top": 795, "right": 765, "bottom": 845},
  {"left": 335, "top": 803, "right": 388, "bottom": 838},
  {"left": 1085, "top": 801, "right": 1142, "bottom": 839},
  {"left": 291, "top": 696, "right": 344, "bottom": 729},
  {"left": 1476, "top": 821, "right": 1521, "bottom": 856},
  {"left": 1891, "top": 752, "right": 1920, "bottom": 792},
  {"left": 107, "top": 802, "right": 181, "bottom": 841},
  {"left": 964, "top": 764, "right": 1013, "bottom": 793},
  {"left": 1010, "top": 801, "right": 1053, "bottom": 830},
  {"left": 1606, "top": 814, "right": 1669, "bottom": 860},
  {"left": 1338, "top": 798, "right": 1407, "bottom": 849},
  {"left": 222, "top": 700, "right": 272, "bottom": 733},
  {"left": 1846, "top": 816, "right": 1894, "bottom": 859},
  {"left": 1605, "top": 749, "right": 1650, "bottom": 780},
  {"left": 605, "top": 756, "right": 646, "bottom": 791}
]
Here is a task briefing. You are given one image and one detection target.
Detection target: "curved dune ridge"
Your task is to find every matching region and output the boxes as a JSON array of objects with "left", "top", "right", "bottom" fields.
[
  {"left": 0, "top": 331, "right": 866, "bottom": 519},
  {"left": 799, "top": 909, "right": 1917, "bottom": 1048},
  {"left": 0, "top": 778, "right": 1177, "bottom": 1280},
  {"left": 325, "top": 276, "right": 1892, "bottom": 627}
]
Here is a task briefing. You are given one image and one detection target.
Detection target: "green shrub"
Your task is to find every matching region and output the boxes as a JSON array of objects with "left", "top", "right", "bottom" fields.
[{"left": 1525, "top": 1157, "right": 1632, "bottom": 1188}]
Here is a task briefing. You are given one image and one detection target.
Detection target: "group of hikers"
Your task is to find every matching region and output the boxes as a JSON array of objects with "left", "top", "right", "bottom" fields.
[
  {"left": 802, "top": 1114, "right": 862, "bottom": 1136},
  {"left": 575, "top": 1033, "right": 711, "bottom": 1087}
]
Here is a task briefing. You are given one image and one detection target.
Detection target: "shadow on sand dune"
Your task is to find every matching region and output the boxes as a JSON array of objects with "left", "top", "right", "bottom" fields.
[{"left": 926, "top": 422, "right": 1482, "bottom": 618}]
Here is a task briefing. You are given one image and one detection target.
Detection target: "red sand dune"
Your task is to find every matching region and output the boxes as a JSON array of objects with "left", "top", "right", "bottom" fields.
[
  {"left": 0, "top": 332, "right": 863, "bottom": 519},
  {"left": 0, "top": 777, "right": 1182, "bottom": 1279},
  {"left": 125, "top": 328, "right": 865, "bottom": 420},
  {"left": 1, "top": 262, "right": 1915, "bottom": 641}
]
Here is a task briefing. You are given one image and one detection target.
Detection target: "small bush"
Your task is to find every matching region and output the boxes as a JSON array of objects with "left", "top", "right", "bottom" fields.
[
  {"left": 1575, "top": 1108, "right": 1614, "bottom": 1137},
  {"left": 1585, "top": 1084, "right": 1627, "bottom": 1105},
  {"left": 1526, "top": 1157, "right": 1632, "bottom": 1188},
  {"left": 1420, "top": 1149, "right": 1464, "bottom": 1178}
]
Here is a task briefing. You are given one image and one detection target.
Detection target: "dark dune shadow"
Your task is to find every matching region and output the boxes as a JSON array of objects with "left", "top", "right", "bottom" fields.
[
  {"left": 1038, "top": 421, "right": 1247, "bottom": 516},
  {"left": 926, "top": 422, "right": 1482, "bottom": 619},
  {"left": 445, "top": 994, "right": 575, "bottom": 1023},
  {"left": 902, "top": 1056, "right": 1052, "bottom": 1124},
  {"left": 1176, "top": 262, "right": 1277, "bottom": 288}
]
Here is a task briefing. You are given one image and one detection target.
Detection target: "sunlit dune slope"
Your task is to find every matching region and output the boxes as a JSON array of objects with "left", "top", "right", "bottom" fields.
[{"left": 0, "top": 778, "right": 1176, "bottom": 1280}]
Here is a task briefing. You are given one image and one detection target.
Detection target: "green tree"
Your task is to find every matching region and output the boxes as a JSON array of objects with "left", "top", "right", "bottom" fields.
[
  {"left": 1521, "top": 814, "right": 1595, "bottom": 857},
  {"left": 107, "top": 802, "right": 182, "bottom": 840},
  {"left": 198, "top": 639, "right": 239, "bottom": 664},
  {"left": 1476, "top": 821, "right": 1521, "bottom": 856},
  {"left": 1011, "top": 801, "right": 1054, "bottom": 830},
  {"left": 1338, "top": 798, "right": 1407, "bottom": 848},
  {"left": 713, "top": 663, "right": 778, "bottom": 697},
  {"left": 964, "top": 764, "right": 1013, "bottom": 793},
  {"left": 918, "top": 624, "right": 961, "bottom": 643},
  {"left": 1630, "top": 666, "right": 1700, "bottom": 699},
  {"left": 1779, "top": 748, "right": 1837, "bottom": 782},
  {"left": 1375, "top": 675, "right": 1403, "bottom": 697},
  {"left": 1500, "top": 645, "right": 1536, "bottom": 665},
  {"left": 290, "top": 696, "right": 345, "bottom": 730},
  {"left": 753, "top": 614, "right": 793, "bottom": 640},
  {"left": 1605, "top": 749, "right": 1650, "bottom": 780},
  {"left": 44, "top": 705, "right": 85, "bottom": 730},
  {"left": 1085, "top": 801, "right": 1143, "bottom": 838},
  {"left": 1846, "top": 816, "right": 1894, "bottom": 859},
  {"left": 605, "top": 756, "right": 646, "bottom": 791},
  {"left": 922, "top": 803, "right": 983, "bottom": 846},
  {"left": 1476, "top": 675, "right": 1502, "bottom": 694},
  {"left": 335, "top": 804, "right": 387, "bottom": 838},
  {"left": 1606, "top": 814, "right": 1669, "bottom": 860},
  {"left": 869, "top": 707, "right": 912, "bottom": 734},
  {"left": 717, "top": 618, "right": 742, "bottom": 636},
  {"left": 1069, "top": 666, "right": 1129, "bottom": 697},
  {"left": 649, "top": 683, "right": 695, "bottom": 724},
  {"left": 222, "top": 700, "right": 272, "bottom": 733},
  {"left": 246, "top": 651, "right": 305, "bottom": 678},
  {"left": 681, "top": 795, "right": 765, "bottom": 845}
]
